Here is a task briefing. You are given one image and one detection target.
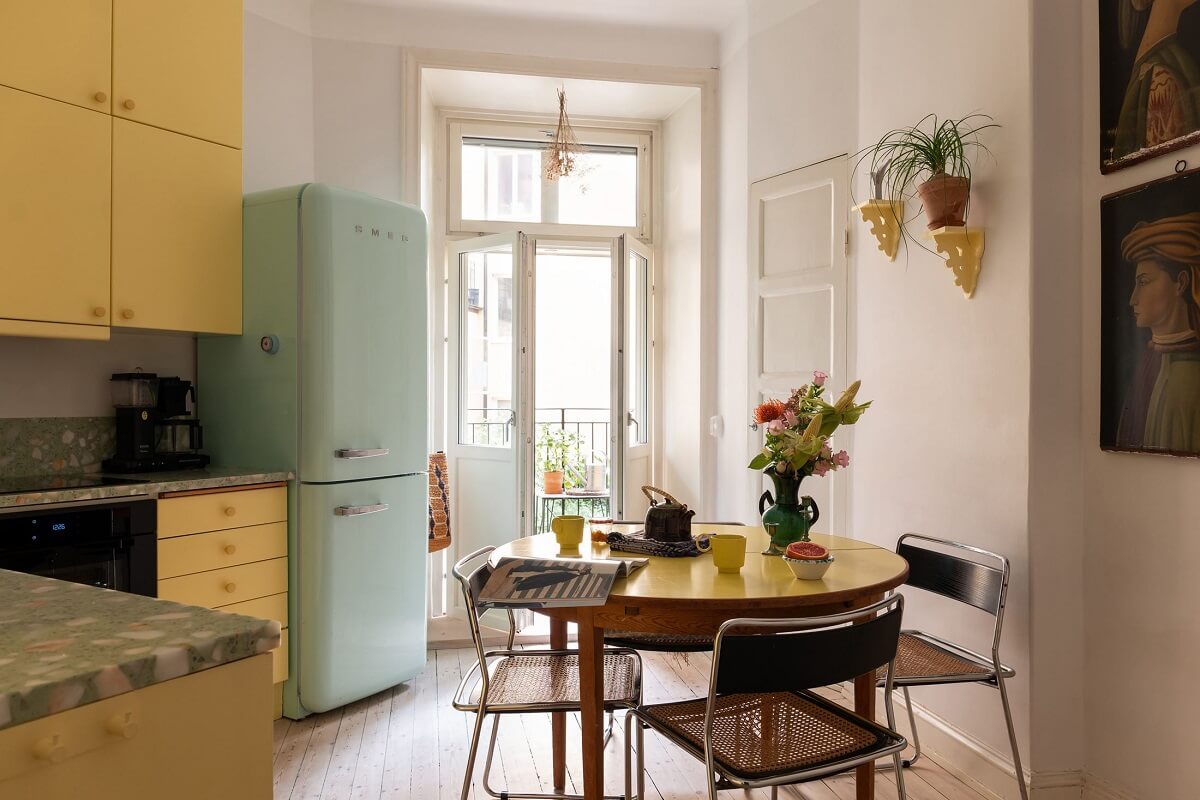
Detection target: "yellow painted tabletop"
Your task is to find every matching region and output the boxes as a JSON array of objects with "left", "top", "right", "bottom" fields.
[{"left": 494, "top": 524, "right": 909, "bottom": 609}]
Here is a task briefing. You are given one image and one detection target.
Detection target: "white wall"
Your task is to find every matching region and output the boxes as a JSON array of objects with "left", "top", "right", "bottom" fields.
[
  {"left": 661, "top": 93, "right": 705, "bottom": 512},
  {"left": 718, "top": 0, "right": 1043, "bottom": 792},
  {"left": 312, "top": 36, "right": 404, "bottom": 201},
  {"left": 244, "top": 11, "right": 316, "bottom": 192},
  {"left": 1079, "top": 3, "right": 1200, "bottom": 798}
]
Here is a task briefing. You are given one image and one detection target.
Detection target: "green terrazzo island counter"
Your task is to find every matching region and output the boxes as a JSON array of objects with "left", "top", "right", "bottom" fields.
[
  {"left": 0, "top": 467, "right": 293, "bottom": 509},
  {"left": 0, "top": 569, "right": 280, "bottom": 730}
]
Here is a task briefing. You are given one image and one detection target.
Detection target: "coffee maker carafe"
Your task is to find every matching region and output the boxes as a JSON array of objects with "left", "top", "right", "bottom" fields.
[{"left": 102, "top": 372, "right": 210, "bottom": 473}]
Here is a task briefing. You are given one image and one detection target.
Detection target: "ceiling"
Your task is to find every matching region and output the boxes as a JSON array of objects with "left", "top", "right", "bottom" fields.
[
  {"left": 333, "top": 0, "right": 744, "bottom": 32},
  {"left": 423, "top": 69, "right": 701, "bottom": 120}
]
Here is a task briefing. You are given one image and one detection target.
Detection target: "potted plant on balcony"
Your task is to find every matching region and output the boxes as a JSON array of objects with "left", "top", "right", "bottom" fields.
[
  {"left": 537, "top": 427, "right": 583, "bottom": 495},
  {"left": 861, "top": 113, "right": 996, "bottom": 233}
]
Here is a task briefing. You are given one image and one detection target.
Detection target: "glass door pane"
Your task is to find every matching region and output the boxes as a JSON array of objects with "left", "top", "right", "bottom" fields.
[
  {"left": 460, "top": 248, "right": 515, "bottom": 447},
  {"left": 616, "top": 235, "right": 654, "bottom": 521}
]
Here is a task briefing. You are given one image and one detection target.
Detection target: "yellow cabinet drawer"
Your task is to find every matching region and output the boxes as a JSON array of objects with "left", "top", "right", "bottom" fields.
[
  {"left": 157, "top": 557, "right": 287, "bottom": 609},
  {"left": 216, "top": 592, "right": 288, "bottom": 630},
  {"left": 273, "top": 629, "right": 289, "bottom": 684},
  {"left": 158, "top": 522, "right": 286, "bottom": 579},
  {"left": 158, "top": 486, "right": 286, "bottom": 539}
]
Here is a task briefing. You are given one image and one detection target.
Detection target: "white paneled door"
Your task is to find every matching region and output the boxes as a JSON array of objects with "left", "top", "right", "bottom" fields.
[
  {"left": 748, "top": 156, "right": 849, "bottom": 535},
  {"left": 447, "top": 232, "right": 531, "bottom": 608}
]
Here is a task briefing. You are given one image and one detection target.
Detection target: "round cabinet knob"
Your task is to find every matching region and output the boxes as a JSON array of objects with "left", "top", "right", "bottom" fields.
[
  {"left": 93, "top": 91, "right": 107, "bottom": 104},
  {"left": 223, "top": 544, "right": 237, "bottom": 555},
  {"left": 92, "top": 306, "right": 107, "bottom": 318},
  {"left": 223, "top": 582, "right": 237, "bottom": 594},
  {"left": 120, "top": 309, "right": 134, "bottom": 320},
  {"left": 105, "top": 712, "right": 138, "bottom": 740},
  {"left": 32, "top": 735, "right": 66, "bottom": 763},
  {"left": 223, "top": 506, "right": 236, "bottom": 517},
  {"left": 122, "top": 98, "right": 136, "bottom": 110}
]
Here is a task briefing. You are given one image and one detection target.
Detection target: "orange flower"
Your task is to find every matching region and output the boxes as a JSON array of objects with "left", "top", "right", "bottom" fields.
[{"left": 754, "top": 400, "right": 788, "bottom": 425}]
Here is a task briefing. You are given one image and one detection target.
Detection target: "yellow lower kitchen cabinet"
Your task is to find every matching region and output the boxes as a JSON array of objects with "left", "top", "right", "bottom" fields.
[
  {"left": 0, "top": 654, "right": 273, "bottom": 800},
  {"left": 112, "top": 118, "right": 242, "bottom": 335},
  {"left": 157, "top": 484, "right": 290, "bottom": 716},
  {"left": 0, "top": 86, "right": 111, "bottom": 338}
]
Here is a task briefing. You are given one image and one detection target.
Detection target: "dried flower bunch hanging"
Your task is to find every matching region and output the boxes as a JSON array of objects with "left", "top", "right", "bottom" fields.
[{"left": 545, "top": 88, "right": 585, "bottom": 181}]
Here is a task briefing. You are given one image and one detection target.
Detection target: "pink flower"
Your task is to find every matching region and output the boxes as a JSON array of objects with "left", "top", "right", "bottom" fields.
[
  {"left": 766, "top": 419, "right": 787, "bottom": 433},
  {"left": 812, "top": 461, "right": 831, "bottom": 477},
  {"left": 833, "top": 450, "right": 850, "bottom": 468},
  {"left": 812, "top": 370, "right": 828, "bottom": 387},
  {"left": 783, "top": 410, "right": 798, "bottom": 428}
]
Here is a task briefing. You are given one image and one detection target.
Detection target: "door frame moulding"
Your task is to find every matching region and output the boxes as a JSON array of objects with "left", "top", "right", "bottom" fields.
[{"left": 404, "top": 43, "right": 718, "bottom": 496}]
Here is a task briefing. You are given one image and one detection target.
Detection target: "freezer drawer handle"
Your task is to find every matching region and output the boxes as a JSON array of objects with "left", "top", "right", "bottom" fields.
[
  {"left": 335, "top": 448, "right": 390, "bottom": 459},
  {"left": 334, "top": 503, "right": 390, "bottom": 517}
]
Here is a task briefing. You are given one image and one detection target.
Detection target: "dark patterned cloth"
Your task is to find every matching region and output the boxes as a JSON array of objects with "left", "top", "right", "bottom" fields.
[
  {"left": 428, "top": 452, "right": 451, "bottom": 553},
  {"left": 606, "top": 531, "right": 710, "bottom": 558}
]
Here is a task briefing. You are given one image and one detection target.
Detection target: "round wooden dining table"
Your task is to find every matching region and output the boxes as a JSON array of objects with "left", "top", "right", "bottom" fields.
[{"left": 492, "top": 524, "right": 910, "bottom": 800}]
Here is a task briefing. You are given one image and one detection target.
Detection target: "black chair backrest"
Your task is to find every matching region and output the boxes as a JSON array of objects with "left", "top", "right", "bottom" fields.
[
  {"left": 898, "top": 538, "right": 1004, "bottom": 615},
  {"left": 714, "top": 604, "right": 902, "bottom": 695}
]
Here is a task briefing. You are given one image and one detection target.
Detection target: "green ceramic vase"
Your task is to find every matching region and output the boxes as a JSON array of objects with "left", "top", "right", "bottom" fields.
[{"left": 758, "top": 470, "right": 820, "bottom": 556}]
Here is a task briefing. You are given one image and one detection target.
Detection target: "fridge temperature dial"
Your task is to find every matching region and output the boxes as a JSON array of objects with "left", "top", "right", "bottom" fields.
[{"left": 260, "top": 335, "right": 280, "bottom": 354}]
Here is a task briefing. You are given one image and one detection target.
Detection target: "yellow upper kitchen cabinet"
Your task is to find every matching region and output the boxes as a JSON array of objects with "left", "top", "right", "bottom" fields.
[
  {"left": 0, "top": 1, "right": 112, "bottom": 113},
  {"left": 112, "top": 120, "right": 242, "bottom": 335},
  {"left": 112, "top": 0, "right": 242, "bottom": 149},
  {"left": 0, "top": 86, "right": 111, "bottom": 339}
]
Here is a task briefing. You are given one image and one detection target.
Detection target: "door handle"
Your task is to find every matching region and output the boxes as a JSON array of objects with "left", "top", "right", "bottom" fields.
[
  {"left": 334, "top": 503, "right": 389, "bottom": 517},
  {"left": 335, "top": 448, "right": 390, "bottom": 459}
]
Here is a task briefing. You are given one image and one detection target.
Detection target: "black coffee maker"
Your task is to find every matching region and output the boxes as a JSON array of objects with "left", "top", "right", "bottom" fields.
[{"left": 102, "top": 372, "right": 210, "bottom": 473}]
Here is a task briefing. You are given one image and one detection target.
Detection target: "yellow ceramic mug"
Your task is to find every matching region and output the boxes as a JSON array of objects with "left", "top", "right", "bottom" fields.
[
  {"left": 551, "top": 515, "right": 585, "bottom": 553},
  {"left": 710, "top": 533, "right": 747, "bottom": 574}
]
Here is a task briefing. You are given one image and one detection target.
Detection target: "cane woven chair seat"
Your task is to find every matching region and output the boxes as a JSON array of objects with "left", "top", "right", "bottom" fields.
[
  {"left": 455, "top": 651, "right": 641, "bottom": 712},
  {"left": 641, "top": 691, "right": 901, "bottom": 780},
  {"left": 876, "top": 632, "right": 1012, "bottom": 685},
  {"left": 603, "top": 631, "right": 714, "bottom": 652}
]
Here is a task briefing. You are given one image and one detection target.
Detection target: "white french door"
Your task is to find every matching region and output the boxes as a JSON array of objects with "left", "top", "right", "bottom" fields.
[
  {"left": 446, "top": 232, "right": 532, "bottom": 581},
  {"left": 614, "top": 234, "right": 654, "bottom": 521}
]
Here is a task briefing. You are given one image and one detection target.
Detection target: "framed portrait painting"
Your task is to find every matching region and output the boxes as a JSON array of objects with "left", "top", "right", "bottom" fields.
[
  {"left": 1100, "top": 168, "right": 1200, "bottom": 456},
  {"left": 1100, "top": 0, "right": 1200, "bottom": 172}
]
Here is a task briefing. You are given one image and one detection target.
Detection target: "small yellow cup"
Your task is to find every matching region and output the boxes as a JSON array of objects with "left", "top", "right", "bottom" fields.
[
  {"left": 710, "top": 533, "right": 746, "bottom": 574},
  {"left": 551, "top": 515, "right": 585, "bottom": 553}
]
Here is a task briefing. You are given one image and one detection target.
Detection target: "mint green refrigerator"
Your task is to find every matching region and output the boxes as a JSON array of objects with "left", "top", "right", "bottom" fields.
[{"left": 198, "top": 184, "right": 428, "bottom": 718}]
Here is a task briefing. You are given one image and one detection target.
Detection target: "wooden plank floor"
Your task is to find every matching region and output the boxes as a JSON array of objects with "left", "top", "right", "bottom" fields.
[{"left": 273, "top": 648, "right": 993, "bottom": 800}]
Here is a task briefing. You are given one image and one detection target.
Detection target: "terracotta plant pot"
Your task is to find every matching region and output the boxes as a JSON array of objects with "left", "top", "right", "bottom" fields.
[
  {"left": 543, "top": 470, "right": 564, "bottom": 495},
  {"left": 916, "top": 173, "right": 970, "bottom": 229}
]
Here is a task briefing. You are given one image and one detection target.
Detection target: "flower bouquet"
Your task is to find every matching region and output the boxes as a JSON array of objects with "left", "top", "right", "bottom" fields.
[{"left": 749, "top": 371, "right": 871, "bottom": 554}]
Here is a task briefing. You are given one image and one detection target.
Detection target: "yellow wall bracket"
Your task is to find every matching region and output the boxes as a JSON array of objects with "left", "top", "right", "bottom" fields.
[
  {"left": 854, "top": 200, "right": 903, "bottom": 261},
  {"left": 926, "top": 226, "right": 985, "bottom": 299}
]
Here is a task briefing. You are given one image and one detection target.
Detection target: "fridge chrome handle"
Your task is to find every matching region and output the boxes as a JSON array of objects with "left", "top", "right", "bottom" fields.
[
  {"left": 334, "top": 503, "right": 389, "bottom": 517},
  {"left": 335, "top": 448, "right": 390, "bottom": 459}
]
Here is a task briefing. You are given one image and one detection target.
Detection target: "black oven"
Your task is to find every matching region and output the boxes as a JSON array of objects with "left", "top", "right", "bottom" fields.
[{"left": 0, "top": 498, "right": 156, "bottom": 596}]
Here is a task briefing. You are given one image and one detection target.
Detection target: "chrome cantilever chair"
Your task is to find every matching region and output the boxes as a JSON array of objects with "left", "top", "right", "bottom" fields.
[
  {"left": 877, "top": 534, "right": 1027, "bottom": 800},
  {"left": 451, "top": 546, "right": 643, "bottom": 800},
  {"left": 624, "top": 594, "right": 909, "bottom": 800}
]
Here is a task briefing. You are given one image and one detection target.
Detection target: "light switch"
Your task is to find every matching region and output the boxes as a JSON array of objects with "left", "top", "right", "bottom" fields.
[{"left": 709, "top": 415, "right": 724, "bottom": 437}]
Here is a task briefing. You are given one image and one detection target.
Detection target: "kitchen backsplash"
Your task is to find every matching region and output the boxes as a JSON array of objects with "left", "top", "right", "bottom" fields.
[{"left": 0, "top": 417, "right": 115, "bottom": 478}]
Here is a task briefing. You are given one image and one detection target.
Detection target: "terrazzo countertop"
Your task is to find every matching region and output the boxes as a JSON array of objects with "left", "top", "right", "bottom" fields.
[
  {"left": 0, "top": 467, "right": 293, "bottom": 509},
  {"left": 0, "top": 569, "right": 281, "bottom": 730}
]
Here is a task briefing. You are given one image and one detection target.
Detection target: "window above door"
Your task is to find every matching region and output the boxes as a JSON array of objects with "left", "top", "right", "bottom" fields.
[{"left": 447, "top": 119, "right": 652, "bottom": 240}]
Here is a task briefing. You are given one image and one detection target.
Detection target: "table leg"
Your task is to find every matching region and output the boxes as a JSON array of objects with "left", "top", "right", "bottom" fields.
[
  {"left": 577, "top": 609, "right": 605, "bottom": 799},
  {"left": 853, "top": 670, "right": 876, "bottom": 800},
  {"left": 550, "top": 617, "right": 568, "bottom": 792}
]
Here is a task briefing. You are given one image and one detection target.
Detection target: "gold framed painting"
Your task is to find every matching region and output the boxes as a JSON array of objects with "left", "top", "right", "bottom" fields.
[
  {"left": 1100, "top": 0, "right": 1200, "bottom": 173},
  {"left": 1101, "top": 168, "right": 1200, "bottom": 456}
]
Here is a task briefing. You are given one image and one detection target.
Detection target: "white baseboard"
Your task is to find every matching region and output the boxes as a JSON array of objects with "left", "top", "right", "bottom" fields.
[{"left": 1082, "top": 773, "right": 1140, "bottom": 800}]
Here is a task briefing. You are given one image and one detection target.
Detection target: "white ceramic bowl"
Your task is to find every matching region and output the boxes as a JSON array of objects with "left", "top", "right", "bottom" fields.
[{"left": 783, "top": 555, "right": 835, "bottom": 580}]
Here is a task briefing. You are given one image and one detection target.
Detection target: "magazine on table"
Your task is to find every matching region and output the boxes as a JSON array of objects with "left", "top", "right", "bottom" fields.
[{"left": 479, "top": 555, "right": 648, "bottom": 608}]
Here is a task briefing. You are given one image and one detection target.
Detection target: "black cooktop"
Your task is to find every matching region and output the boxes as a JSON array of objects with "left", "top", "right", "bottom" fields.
[{"left": 0, "top": 475, "right": 149, "bottom": 496}]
